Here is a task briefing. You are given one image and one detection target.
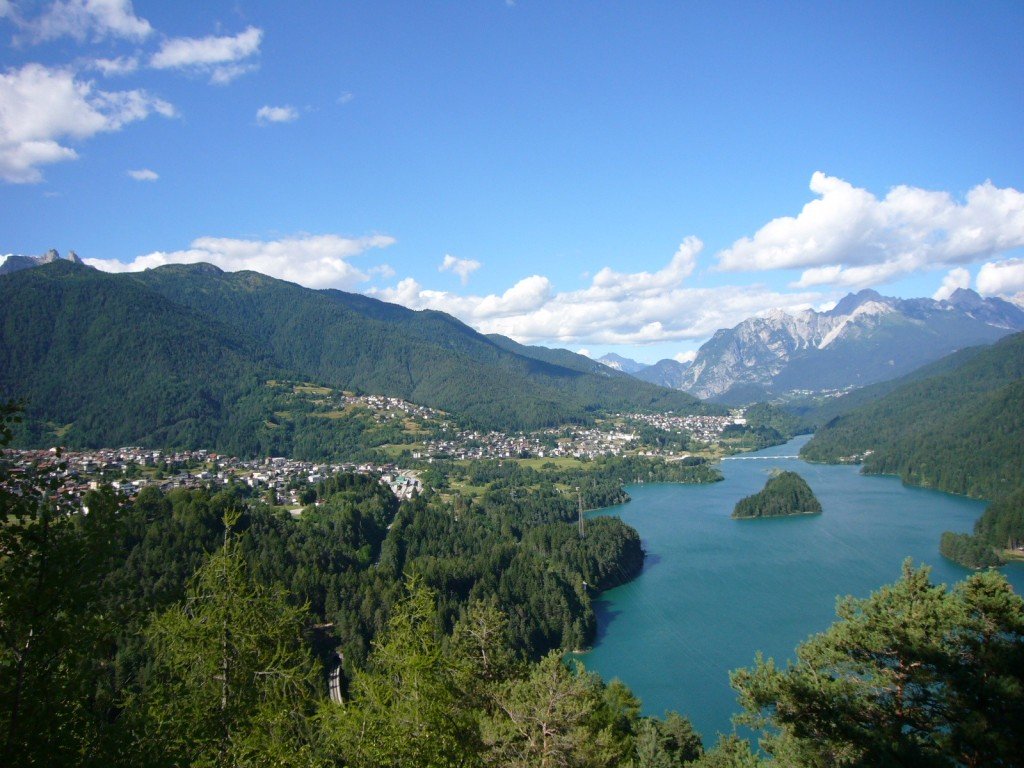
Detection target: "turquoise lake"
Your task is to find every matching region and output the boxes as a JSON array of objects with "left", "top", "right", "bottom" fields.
[{"left": 579, "top": 435, "right": 1024, "bottom": 742}]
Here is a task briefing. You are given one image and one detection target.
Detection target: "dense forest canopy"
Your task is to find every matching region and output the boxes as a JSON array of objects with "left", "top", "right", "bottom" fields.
[
  {"left": 800, "top": 331, "right": 1024, "bottom": 500},
  {"left": 732, "top": 471, "right": 822, "bottom": 519}
]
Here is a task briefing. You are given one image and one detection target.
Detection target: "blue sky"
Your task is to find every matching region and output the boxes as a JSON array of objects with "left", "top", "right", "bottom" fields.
[{"left": 2, "top": 1, "right": 1023, "bottom": 363}]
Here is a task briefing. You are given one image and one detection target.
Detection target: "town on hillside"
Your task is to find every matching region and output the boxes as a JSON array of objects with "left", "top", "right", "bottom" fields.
[{"left": 1, "top": 394, "right": 751, "bottom": 510}]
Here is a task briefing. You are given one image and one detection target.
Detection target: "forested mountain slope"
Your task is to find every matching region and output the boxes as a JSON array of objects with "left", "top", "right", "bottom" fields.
[
  {"left": 0, "top": 260, "right": 268, "bottom": 450},
  {"left": 0, "top": 261, "right": 709, "bottom": 449},
  {"left": 789, "top": 342, "right": 993, "bottom": 428},
  {"left": 801, "top": 331, "right": 1024, "bottom": 500}
]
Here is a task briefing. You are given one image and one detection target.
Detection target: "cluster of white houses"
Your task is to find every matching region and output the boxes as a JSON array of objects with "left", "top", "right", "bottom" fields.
[
  {"left": 418, "top": 425, "right": 641, "bottom": 461},
  {"left": 1, "top": 446, "right": 422, "bottom": 508},
  {"left": 624, "top": 412, "right": 745, "bottom": 443}
]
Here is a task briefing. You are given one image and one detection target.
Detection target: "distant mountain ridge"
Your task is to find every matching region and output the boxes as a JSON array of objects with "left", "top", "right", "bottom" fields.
[
  {"left": 597, "top": 353, "right": 649, "bottom": 374},
  {"left": 677, "top": 288, "right": 1024, "bottom": 402},
  {"left": 0, "top": 248, "right": 83, "bottom": 275},
  {"left": 594, "top": 354, "right": 693, "bottom": 389},
  {"left": 0, "top": 260, "right": 713, "bottom": 451}
]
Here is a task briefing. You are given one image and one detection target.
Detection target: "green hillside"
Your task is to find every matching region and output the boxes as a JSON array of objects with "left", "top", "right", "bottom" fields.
[
  {"left": 0, "top": 261, "right": 709, "bottom": 451},
  {"left": 0, "top": 261, "right": 268, "bottom": 450},
  {"left": 787, "top": 342, "right": 992, "bottom": 428},
  {"left": 800, "top": 332, "right": 1024, "bottom": 569},
  {"left": 800, "top": 331, "right": 1024, "bottom": 500}
]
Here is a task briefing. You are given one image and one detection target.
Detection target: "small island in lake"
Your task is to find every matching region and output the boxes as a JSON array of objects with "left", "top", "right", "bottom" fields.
[{"left": 732, "top": 470, "right": 823, "bottom": 519}]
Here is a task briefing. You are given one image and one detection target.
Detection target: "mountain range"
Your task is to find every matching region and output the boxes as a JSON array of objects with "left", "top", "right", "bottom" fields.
[
  {"left": 0, "top": 260, "right": 711, "bottom": 451},
  {"left": 602, "top": 289, "right": 1024, "bottom": 403}
]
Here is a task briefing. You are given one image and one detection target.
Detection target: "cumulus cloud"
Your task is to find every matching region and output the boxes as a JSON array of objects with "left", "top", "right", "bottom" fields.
[
  {"left": 439, "top": 254, "right": 481, "bottom": 285},
  {"left": 150, "top": 26, "right": 262, "bottom": 84},
  {"left": 718, "top": 172, "right": 1024, "bottom": 290},
  {"left": 85, "top": 233, "right": 397, "bottom": 290},
  {"left": 256, "top": 105, "right": 298, "bottom": 125},
  {"left": 0, "top": 63, "right": 175, "bottom": 183},
  {"left": 976, "top": 258, "right": 1024, "bottom": 302},
  {"left": 933, "top": 267, "right": 971, "bottom": 301},
  {"left": 126, "top": 167, "right": 157, "bottom": 181},
  {"left": 372, "top": 239, "right": 820, "bottom": 346},
  {"left": 19, "top": 0, "right": 152, "bottom": 42},
  {"left": 674, "top": 350, "right": 698, "bottom": 364}
]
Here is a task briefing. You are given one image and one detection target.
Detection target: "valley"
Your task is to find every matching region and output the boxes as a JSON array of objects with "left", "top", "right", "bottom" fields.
[
  {"left": 3, "top": 4, "right": 1022, "bottom": 764},
  {"left": 2, "top": 260, "right": 1023, "bottom": 767}
]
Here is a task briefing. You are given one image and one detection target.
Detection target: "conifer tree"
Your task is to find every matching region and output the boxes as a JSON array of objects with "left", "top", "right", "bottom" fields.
[{"left": 135, "top": 511, "right": 321, "bottom": 767}]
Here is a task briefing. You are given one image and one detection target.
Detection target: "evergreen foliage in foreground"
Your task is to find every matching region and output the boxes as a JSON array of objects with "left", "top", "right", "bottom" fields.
[
  {"left": 730, "top": 560, "right": 1024, "bottom": 766},
  {"left": 731, "top": 471, "right": 822, "bottom": 519}
]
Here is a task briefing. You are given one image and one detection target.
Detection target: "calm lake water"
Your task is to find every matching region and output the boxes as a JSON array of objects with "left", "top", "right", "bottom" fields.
[{"left": 579, "top": 435, "right": 1024, "bottom": 741}]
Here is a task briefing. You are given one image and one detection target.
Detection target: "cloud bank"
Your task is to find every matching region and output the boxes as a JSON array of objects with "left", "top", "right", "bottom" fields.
[
  {"left": 372, "top": 237, "right": 819, "bottom": 345},
  {"left": 717, "top": 173, "right": 1024, "bottom": 290},
  {"left": 86, "top": 234, "right": 397, "bottom": 290},
  {"left": 977, "top": 258, "right": 1024, "bottom": 302},
  {"left": 61, "top": 163, "right": 1024, "bottom": 348}
]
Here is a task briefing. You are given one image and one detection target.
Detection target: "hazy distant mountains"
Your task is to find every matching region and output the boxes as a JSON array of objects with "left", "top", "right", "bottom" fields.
[
  {"left": 597, "top": 354, "right": 693, "bottom": 390},
  {"left": 602, "top": 289, "right": 1024, "bottom": 403},
  {"left": 0, "top": 260, "right": 711, "bottom": 450}
]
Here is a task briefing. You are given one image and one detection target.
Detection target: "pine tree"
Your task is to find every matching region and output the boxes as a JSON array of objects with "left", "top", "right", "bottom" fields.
[{"left": 134, "top": 511, "right": 321, "bottom": 767}]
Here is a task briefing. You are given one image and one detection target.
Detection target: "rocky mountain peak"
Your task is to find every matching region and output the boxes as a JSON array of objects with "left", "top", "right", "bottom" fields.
[
  {"left": 676, "top": 288, "right": 1024, "bottom": 402},
  {"left": 828, "top": 289, "right": 886, "bottom": 317},
  {"left": 597, "top": 353, "right": 646, "bottom": 374}
]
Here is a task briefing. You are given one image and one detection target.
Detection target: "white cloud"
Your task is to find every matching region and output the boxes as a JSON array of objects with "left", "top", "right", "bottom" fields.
[
  {"left": 338, "top": 91, "right": 354, "bottom": 105},
  {"left": 126, "top": 167, "right": 156, "bottom": 181},
  {"left": 372, "top": 239, "right": 821, "bottom": 346},
  {"left": 150, "top": 26, "right": 262, "bottom": 84},
  {"left": 439, "top": 254, "right": 481, "bottom": 285},
  {"left": 933, "top": 267, "right": 971, "bottom": 301},
  {"left": 0, "top": 63, "right": 175, "bottom": 183},
  {"left": 23, "top": 0, "right": 152, "bottom": 42},
  {"left": 718, "top": 173, "right": 1024, "bottom": 290},
  {"left": 673, "top": 350, "right": 697, "bottom": 364},
  {"left": 976, "top": 258, "right": 1024, "bottom": 300},
  {"left": 256, "top": 105, "right": 298, "bottom": 125},
  {"left": 91, "top": 55, "right": 139, "bottom": 76},
  {"left": 85, "top": 233, "right": 397, "bottom": 290},
  {"left": 577, "top": 348, "right": 591, "bottom": 358}
]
